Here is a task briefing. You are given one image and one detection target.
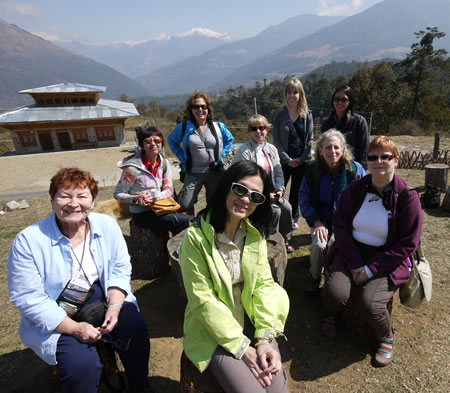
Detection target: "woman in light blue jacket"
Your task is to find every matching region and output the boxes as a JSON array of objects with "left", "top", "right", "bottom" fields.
[
  {"left": 8, "top": 168, "right": 153, "bottom": 393},
  {"left": 168, "top": 92, "right": 233, "bottom": 214}
]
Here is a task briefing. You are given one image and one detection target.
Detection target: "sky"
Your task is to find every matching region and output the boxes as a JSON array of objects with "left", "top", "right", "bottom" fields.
[{"left": 0, "top": 0, "right": 384, "bottom": 44}]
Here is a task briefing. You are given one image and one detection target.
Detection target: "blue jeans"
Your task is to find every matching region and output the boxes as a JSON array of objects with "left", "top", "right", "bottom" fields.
[{"left": 56, "top": 281, "right": 150, "bottom": 393}]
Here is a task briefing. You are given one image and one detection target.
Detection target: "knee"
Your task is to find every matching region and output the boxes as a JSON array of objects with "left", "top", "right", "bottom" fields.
[
  {"left": 57, "top": 345, "right": 102, "bottom": 385},
  {"left": 324, "top": 274, "right": 351, "bottom": 305}
]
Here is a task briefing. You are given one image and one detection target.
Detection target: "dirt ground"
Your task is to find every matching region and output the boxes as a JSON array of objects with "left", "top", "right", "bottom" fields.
[{"left": 1, "top": 135, "right": 449, "bottom": 393}]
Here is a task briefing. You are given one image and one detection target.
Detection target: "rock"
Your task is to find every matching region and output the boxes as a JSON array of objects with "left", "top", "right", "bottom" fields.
[{"left": 4, "top": 200, "right": 30, "bottom": 211}]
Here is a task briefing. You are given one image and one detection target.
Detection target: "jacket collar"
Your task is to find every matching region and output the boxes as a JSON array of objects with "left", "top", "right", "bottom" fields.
[{"left": 49, "top": 211, "right": 102, "bottom": 246}]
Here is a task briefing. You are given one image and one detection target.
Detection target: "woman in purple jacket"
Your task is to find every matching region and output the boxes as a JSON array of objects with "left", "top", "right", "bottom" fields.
[{"left": 321, "top": 136, "right": 422, "bottom": 367}]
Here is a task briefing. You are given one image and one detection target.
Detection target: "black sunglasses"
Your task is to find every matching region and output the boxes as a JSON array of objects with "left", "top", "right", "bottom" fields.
[
  {"left": 230, "top": 182, "right": 266, "bottom": 205},
  {"left": 249, "top": 126, "right": 266, "bottom": 132},
  {"left": 191, "top": 104, "right": 208, "bottom": 110},
  {"left": 101, "top": 333, "right": 130, "bottom": 351},
  {"left": 333, "top": 97, "right": 349, "bottom": 103},
  {"left": 367, "top": 154, "right": 394, "bottom": 162}
]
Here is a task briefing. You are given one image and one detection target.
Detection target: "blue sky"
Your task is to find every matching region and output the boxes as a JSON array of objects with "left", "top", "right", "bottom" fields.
[{"left": 0, "top": 0, "right": 383, "bottom": 44}]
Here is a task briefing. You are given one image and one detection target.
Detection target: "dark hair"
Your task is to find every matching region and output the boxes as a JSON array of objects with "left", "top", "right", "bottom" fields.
[
  {"left": 204, "top": 161, "right": 271, "bottom": 237},
  {"left": 185, "top": 91, "right": 214, "bottom": 124},
  {"left": 331, "top": 85, "right": 357, "bottom": 131},
  {"left": 49, "top": 168, "right": 98, "bottom": 200},
  {"left": 137, "top": 126, "right": 164, "bottom": 149}
]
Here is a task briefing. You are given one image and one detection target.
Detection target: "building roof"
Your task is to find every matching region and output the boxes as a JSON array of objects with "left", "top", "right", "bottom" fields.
[
  {"left": 19, "top": 83, "right": 107, "bottom": 94},
  {"left": 0, "top": 99, "right": 139, "bottom": 125}
]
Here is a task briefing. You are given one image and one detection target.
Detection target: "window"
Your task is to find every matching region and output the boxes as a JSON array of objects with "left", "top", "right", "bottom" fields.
[
  {"left": 72, "top": 98, "right": 79, "bottom": 104},
  {"left": 46, "top": 99, "right": 54, "bottom": 105},
  {"left": 55, "top": 98, "right": 62, "bottom": 104},
  {"left": 96, "top": 127, "right": 115, "bottom": 141},
  {"left": 73, "top": 128, "right": 88, "bottom": 142},
  {"left": 18, "top": 132, "right": 37, "bottom": 147}
]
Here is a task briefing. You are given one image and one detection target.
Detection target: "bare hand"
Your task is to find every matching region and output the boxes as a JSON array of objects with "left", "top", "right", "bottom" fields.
[
  {"left": 313, "top": 224, "right": 328, "bottom": 243},
  {"left": 288, "top": 159, "right": 300, "bottom": 168},
  {"left": 134, "top": 191, "right": 153, "bottom": 206},
  {"left": 242, "top": 346, "right": 272, "bottom": 388},
  {"left": 256, "top": 343, "right": 282, "bottom": 376},
  {"left": 72, "top": 322, "right": 102, "bottom": 343},
  {"left": 99, "top": 306, "right": 120, "bottom": 334},
  {"left": 351, "top": 267, "right": 369, "bottom": 286}
]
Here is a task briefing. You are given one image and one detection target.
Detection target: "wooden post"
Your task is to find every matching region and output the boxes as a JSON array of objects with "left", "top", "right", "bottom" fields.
[
  {"left": 168, "top": 230, "right": 288, "bottom": 301},
  {"left": 128, "top": 219, "right": 170, "bottom": 279},
  {"left": 433, "top": 132, "right": 440, "bottom": 160},
  {"left": 442, "top": 186, "right": 450, "bottom": 212},
  {"left": 424, "top": 163, "right": 449, "bottom": 191}
]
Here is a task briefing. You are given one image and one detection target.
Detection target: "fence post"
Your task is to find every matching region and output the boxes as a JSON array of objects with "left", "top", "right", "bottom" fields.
[{"left": 433, "top": 132, "right": 440, "bottom": 160}]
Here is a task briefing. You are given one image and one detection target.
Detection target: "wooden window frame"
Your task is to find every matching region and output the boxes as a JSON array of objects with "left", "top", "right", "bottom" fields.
[
  {"left": 96, "top": 127, "right": 115, "bottom": 141},
  {"left": 18, "top": 131, "right": 37, "bottom": 147}
]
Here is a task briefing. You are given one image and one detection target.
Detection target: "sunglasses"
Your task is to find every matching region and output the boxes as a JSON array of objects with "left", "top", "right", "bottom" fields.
[
  {"left": 367, "top": 154, "right": 394, "bottom": 162},
  {"left": 333, "top": 97, "right": 349, "bottom": 103},
  {"left": 230, "top": 182, "right": 266, "bottom": 205},
  {"left": 101, "top": 333, "right": 130, "bottom": 351},
  {"left": 143, "top": 137, "right": 162, "bottom": 144},
  {"left": 249, "top": 126, "right": 266, "bottom": 132},
  {"left": 191, "top": 104, "right": 208, "bottom": 110}
]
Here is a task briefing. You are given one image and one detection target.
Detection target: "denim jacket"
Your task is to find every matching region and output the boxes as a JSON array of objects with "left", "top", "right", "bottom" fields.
[{"left": 8, "top": 212, "right": 136, "bottom": 365}]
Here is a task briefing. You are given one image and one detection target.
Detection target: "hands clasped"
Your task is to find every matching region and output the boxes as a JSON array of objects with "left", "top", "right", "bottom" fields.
[{"left": 242, "top": 342, "right": 282, "bottom": 388}]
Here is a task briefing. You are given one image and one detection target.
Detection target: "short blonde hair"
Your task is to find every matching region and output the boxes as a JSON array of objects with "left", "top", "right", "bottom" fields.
[
  {"left": 284, "top": 78, "right": 309, "bottom": 117},
  {"left": 248, "top": 114, "right": 270, "bottom": 132}
]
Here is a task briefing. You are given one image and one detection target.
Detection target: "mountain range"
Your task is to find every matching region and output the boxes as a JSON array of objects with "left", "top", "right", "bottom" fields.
[
  {"left": 1, "top": 0, "right": 449, "bottom": 108},
  {"left": 0, "top": 19, "right": 150, "bottom": 109},
  {"left": 53, "top": 28, "right": 233, "bottom": 78},
  {"left": 139, "top": 0, "right": 450, "bottom": 94}
]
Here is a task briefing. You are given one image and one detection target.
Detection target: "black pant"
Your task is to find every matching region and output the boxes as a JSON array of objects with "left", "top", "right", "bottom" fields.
[
  {"left": 281, "top": 163, "right": 306, "bottom": 223},
  {"left": 131, "top": 210, "right": 193, "bottom": 235}
]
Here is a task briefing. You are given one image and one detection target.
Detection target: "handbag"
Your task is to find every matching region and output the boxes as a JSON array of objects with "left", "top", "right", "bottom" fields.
[
  {"left": 151, "top": 197, "right": 181, "bottom": 216},
  {"left": 75, "top": 299, "right": 107, "bottom": 327},
  {"left": 399, "top": 244, "right": 432, "bottom": 308}
]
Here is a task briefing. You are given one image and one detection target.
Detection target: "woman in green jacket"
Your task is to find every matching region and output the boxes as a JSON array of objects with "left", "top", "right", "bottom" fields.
[{"left": 179, "top": 160, "right": 290, "bottom": 393}]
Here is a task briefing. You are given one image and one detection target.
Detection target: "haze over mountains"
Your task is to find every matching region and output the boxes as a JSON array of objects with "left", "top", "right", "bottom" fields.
[
  {"left": 1, "top": 0, "right": 449, "bottom": 109},
  {"left": 0, "top": 19, "right": 150, "bottom": 109}
]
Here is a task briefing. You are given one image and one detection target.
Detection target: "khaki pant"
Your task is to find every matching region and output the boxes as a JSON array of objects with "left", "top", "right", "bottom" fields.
[
  {"left": 209, "top": 343, "right": 289, "bottom": 393},
  {"left": 309, "top": 230, "right": 335, "bottom": 280},
  {"left": 322, "top": 254, "right": 398, "bottom": 340}
]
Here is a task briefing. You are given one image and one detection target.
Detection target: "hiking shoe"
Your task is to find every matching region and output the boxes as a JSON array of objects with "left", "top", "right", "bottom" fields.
[
  {"left": 304, "top": 275, "right": 321, "bottom": 296},
  {"left": 322, "top": 316, "right": 337, "bottom": 339},
  {"left": 374, "top": 333, "right": 395, "bottom": 367},
  {"left": 286, "top": 243, "right": 295, "bottom": 254}
]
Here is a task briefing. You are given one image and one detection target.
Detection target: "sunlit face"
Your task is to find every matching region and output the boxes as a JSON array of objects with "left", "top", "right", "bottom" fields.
[
  {"left": 226, "top": 174, "right": 264, "bottom": 223},
  {"left": 367, "top": 148, "right": 399, "bottom": 182},
  {"left": 52, "top": 187, "right": 94, "bottom": 226},
  {"left": 142, "top": 134, "right": 162, "bottom": 156},
  {"left": 333, "top": 90, "right": 350, "bottom": 115},
  {"left": 249, "top": 124, "right": 268, "bottom": 145},
  {"left": 286, "top": 88, "right": 300, "bottom": 107},
  {"left": 319, "top": 136, "right": 343, "bottom": 168},
  {"left": 191, "top": 97, "right": 208, "bottom": 125}
]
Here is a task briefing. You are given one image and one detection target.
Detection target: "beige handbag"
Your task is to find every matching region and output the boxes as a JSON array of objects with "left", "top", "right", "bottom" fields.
[
  {"left": 150, "top": 197, "right": 181, "bottom": 216},
  {"left": 399, "top": 244, "right": 432, "bottom": 308}
]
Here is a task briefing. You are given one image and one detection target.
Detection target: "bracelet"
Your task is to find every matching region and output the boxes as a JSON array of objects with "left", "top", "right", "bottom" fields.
[{"left": 107, "top": 303, "right": 122, "bottom": 309}]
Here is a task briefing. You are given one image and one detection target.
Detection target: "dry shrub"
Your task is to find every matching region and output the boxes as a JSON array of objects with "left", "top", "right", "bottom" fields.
[
  {"left": 94, "top": 199, "right": 130, "bottom": 220},
  {"left": 389, "top": 120, "right": 424, "bottom": 136}
]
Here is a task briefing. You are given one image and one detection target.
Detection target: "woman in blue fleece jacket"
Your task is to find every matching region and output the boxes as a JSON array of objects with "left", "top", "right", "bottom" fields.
[{"left": 299, "top": 129, "right": 365, "bottom": 294}]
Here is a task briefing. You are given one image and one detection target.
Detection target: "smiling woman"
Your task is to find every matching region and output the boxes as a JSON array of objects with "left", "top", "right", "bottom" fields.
[
  {"left": 7, "top": 168, "right": 155, "bottom": 393},
  {"left": 179, "top": 160, "right": 290, "bottom": 392}
]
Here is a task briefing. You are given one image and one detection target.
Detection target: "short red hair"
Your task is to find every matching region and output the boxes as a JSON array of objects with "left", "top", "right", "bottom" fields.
[
  {"left": 49, "top": 168, "right": 98, "bottom": 200},
  {"left": 367, "top": 136, "right": 398, "bottom": 158}
]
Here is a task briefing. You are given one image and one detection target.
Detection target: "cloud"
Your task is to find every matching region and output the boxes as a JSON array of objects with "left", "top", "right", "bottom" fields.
[
  {"left": 317, "top": 0, "right": 365, "bottom": 16},
  {"left": 176, "top": 28, "right": 232, "bottom": 41},
  {"left": 31, "top": 31, "right": 69, "bottom": 42},
  {"left": 1, "top": 2, "right": 40, "bottom": 17}
]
